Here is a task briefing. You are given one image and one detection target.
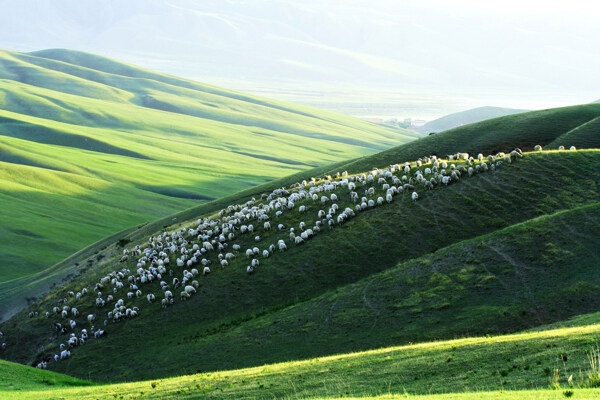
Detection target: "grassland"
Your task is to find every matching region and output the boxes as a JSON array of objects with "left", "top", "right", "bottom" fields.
[
  {"left": 4, "top": 314, "right": 600, "bottom": 399},
  {"left": 1, "top": 150, "right": 598, "bottom": 384},
  {"left": 0, "top": 47, "right": 417, "bottom": 284}
]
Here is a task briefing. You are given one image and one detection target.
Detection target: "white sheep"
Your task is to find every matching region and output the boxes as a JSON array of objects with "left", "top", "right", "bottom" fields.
[
  {"left": 411, "top": 192, "right": 419, "bottom": 202},
  {"left": 87, "top": 314, "right": 95, "bottom": 324},
  {"left": 534, "top": 145, "right": 542, "bottom": 151},
  {"left": 184, "top": 285, "right": 196, "bottom": 295},
  {"left": 203, "top": 266, "right": 211, "bottom": 275},
  {"left": 570, "top": 146, "right": 576, "bottom": 151}
]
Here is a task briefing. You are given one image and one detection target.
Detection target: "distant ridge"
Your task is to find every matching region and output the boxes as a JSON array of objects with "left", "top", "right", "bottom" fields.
[{"left": 416, "top": 106, "right": 529, "bottom": 134}]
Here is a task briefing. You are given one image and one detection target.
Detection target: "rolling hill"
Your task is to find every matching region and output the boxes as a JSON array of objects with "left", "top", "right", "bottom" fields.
[
  {"left": 0, "top": 91, "right": 599, "bottom": 398},
  {"left": 1, "top": 148, "right": 599, "bottom": 383},
  {"left": 415, "top": 106, "right": 529, "bottom": 134},
  {"left": 0, "top": 48, "right": 419, "bottom": 285},
  {"left": 2, "top": 101, "right": 597, "bottom": 324},
  {"left": 549, "top": 116, "right": 600, "bottom": 150}
]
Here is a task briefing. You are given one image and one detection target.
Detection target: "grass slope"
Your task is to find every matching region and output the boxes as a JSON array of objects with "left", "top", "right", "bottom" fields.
[
  {"left": 2, "top": 151, "right": 599, "bottom": 382},
  {"left": 4, "top": 317, "right": 600, "bottom": 398},
  {"left": 0, "top": 359, "right": 90, "bottom": 392},
  {"left": 416, "top": 106, "right": 529, "bottom": 134},
  {"left": 549, "top": 116, "right": 600, "bottom": 150},
  {"left": 0, "top": 47, "right": 418, "bottom": 284}
]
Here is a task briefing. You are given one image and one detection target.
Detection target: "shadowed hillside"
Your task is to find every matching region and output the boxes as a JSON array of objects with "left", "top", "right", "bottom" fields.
[{"left": 2, "top": 150, "right": 599, "bottom": 382}]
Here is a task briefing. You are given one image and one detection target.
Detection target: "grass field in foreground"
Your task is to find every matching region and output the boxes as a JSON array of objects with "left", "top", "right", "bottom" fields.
[{"left": 4, "top": 314, "right": 600, "bottom": 399}]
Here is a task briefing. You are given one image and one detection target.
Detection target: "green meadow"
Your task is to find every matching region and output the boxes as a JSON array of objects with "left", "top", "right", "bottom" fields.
[{"left": 0, "top": 48, "right": 418, "bottom": 285}]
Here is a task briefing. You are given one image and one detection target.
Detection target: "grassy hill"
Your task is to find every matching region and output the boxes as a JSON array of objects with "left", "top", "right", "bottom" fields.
[
  {"left": 2, "top": 100, "right": 597, "bottom": 323},
  {"left": 549, "top": 116, "right": 600, "bottom": 150},
  {"left": 415, "top": 106, "right": 529, "bottom": 134},
  {"left": 2, "top": 149, "right": 599, "bottom": 383},
  {"left": 4, "top": 315, "right": 600, "bottom": 398},
  {"left": 0, "top": 48, "right": 418, "bottom": 284},
  {"left": 2, "top": 101, "right": 597, "bottom": 323}
]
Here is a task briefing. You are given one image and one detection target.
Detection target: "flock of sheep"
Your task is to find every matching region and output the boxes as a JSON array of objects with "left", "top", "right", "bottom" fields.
[{"left": 0, "top": 146, "right": 576, "bottom": 369}]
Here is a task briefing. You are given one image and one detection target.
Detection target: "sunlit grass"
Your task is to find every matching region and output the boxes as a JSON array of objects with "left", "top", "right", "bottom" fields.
[{"left": 5, "top": 320, "right": 600, "bottom": 398}]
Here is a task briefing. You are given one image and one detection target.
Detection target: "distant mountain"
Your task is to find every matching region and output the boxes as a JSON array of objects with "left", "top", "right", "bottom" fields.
[{"left": 416, "top": 106, "right": 529, "bottom": 134}]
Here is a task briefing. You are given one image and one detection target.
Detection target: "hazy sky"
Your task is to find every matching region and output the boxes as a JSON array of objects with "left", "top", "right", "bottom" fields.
[{"left": 1, "top": 0, "right": 598, "bottom": 118}]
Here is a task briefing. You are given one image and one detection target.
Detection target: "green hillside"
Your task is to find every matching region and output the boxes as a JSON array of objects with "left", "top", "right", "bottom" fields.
[
  {"left": 0, "top": 48, "right": 418, "bottom": 284},
  {"left": 4, "top": 316, "right": 600, "bottom": 399},
  {"left": 2, "top": 150, "right": 599, "bottom": 383},
  {"left": 416, "top": 106, "right": 529, "bottom": 134},
  {"left": 549, "top": 116, "right": 600, "bottom": 150},
  {"left": 3, "top": 101, "right": 597, "bottom": 323},
  {"left": 329, "top": 103, "right": 600, "bottom": 176},
  {"left": 2, "top": 101, "right": 596, "bottom": 323}
]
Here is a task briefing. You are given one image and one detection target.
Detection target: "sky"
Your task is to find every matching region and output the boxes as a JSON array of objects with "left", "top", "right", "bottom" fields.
[{"left": 0, "top": 0, "right": 599, "bottom": 119}]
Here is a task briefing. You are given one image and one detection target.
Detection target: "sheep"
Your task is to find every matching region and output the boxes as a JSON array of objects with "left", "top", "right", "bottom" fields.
[
  {"left": 60, "top": 350, "right": 70, "bottom": 360},
  {"left": 164, "top": 290, "right": 173, "bottom": 300},
  {"left": 184, "top": 285, "right": 196, "bottom": 295},
  {"left": 203, "top": 266, "right": 211, "bottom": 275},
  {"left": 558, "top": 145, "right": 565, "bottom": 150},
  {"left": 570, "top": 146, "right": 576, "bottom": 151},
  {"left": 299, "top": 205, "right": 306, "bottom": 213},
  {"left": 278, "top": 240, "right": 287, "bottom": 251},
  {"left": 180, "top": 291, "right": 191, "bottom": 300},
  {"left": 246, "top": 265, "right": 254, "bottom": 274},
  {"left": 262, "top": 249, "right": 270, "bottom": 258},
  {"left": 254, "top": 235, "right": 261, "bottom": 242},
  {"left": 220, "top": 259, "right": 229, "bottom": 268},
  {"left": 534, "top": 145, "right": 542, "bottom": 151},
  {"left": 411, "top": 192, "right": 419, "bottom": 202},
  {"left": 87, "top": 314, "right": 95, "bottom": 324},
  {"left": 147, "top": 294, "right": 156, "bottom": 303}
]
